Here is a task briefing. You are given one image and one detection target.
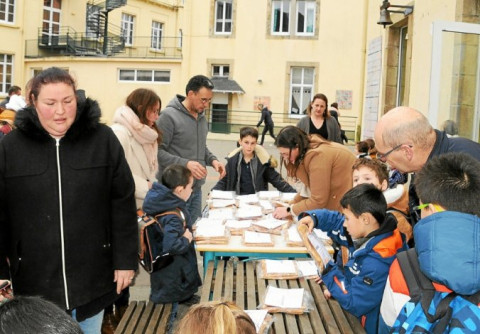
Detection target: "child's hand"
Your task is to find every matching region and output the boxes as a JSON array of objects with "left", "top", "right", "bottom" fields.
[
  {"left": 314, "top": 275, "right": 322, "bottom": 284},
  {"left": 298, "top": 216, "right": 314, "bottom": 233},
  {"left": 323, "top": 288, "right": 331, "bottom": 299},
  {"left": 183, "top": 229, "right": 193, "bottom": 243}
]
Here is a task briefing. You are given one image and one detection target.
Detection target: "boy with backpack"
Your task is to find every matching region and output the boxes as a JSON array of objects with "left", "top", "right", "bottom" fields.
[
  {"left": 378, "top": 152, "right": 480, "bottom": 333},
  {"left": 142, "top": 165, "right": 202, "bottom": 324},
  {"left": 298, "top": 184, "right": 408, "bottom": 334},
  {"left": 212, "top": 126, "right": 295, "bottom": 194}
]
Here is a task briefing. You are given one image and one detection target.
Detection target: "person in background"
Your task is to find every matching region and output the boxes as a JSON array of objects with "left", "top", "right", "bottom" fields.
[
  {"left": 0, "top": 67, "right": 138, "bottom": 334},
  {"left": 157, "top": 75, "right": 226, "bottom": 223},
  {"left": 272, "top": 126, "right": 355, "bottom": 219},
  {"left": 330, "top": 102, "right": 349, "bottom": 144},
  {"left": 0, "top": 85, "right": 21, "bottom": 108},
  {"left": 213, "top": 126, "right": 295, "bottom": 194},
  {"left": 355, "top": 140, "right": 370, "bottom": 158},
  {"left": 256, "top": 103, "right": 276, "bottom": 145},
  {"left": 296, "top": 93, "right": 342, "bottom": 144},
  {"left": 441, "top": 119, "right": 459, "bottom": 137},
  {"left": 143, "top": 165, "right": 202, "bottom": 332},
  {"left": 0, "top": 296, "right": 83, "bottom": 334},
  {"left": 175, "top": 301, "right": 256, "bottom": 334},
  {"left": 364, "top": 138, "right": 377, "bottom": 159},
  {"left": 104, "top": 88, "right": 162, "bottom": 333},
  {"left": 299, "top": 184, "right": 407, "bottom": 334},
  {"left": 0, "top": 108, "right": 15, "bottom": 140}
]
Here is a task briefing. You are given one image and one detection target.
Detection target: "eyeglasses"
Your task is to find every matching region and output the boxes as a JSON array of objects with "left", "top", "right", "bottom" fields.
[
  {"left": 199, "top": 97, "right": 212, "bottom": 104},
  {"left": 376, "top": 144, "right": 405, "bottom": 161},
  {"left": 412, "top": 203, "right": 445, "bottom": 212}
]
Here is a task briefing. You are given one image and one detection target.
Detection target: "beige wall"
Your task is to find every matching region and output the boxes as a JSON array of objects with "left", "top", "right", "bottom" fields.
[{"left": 185, "top": 0, "right": 367, "bottom": 128}]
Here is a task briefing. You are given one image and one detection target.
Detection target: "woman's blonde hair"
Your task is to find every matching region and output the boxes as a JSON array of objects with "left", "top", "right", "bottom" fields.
[{"left": 175, "top": 301, "right": 256, "bottom": 334}]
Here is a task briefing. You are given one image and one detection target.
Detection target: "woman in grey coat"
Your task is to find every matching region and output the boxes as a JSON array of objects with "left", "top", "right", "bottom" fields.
[{"left": 296, "top": 93, "right": 342, "bottom": 144}]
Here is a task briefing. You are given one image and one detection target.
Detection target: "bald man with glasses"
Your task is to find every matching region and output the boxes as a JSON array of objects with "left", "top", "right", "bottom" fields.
[{"left": 374, "top": 106, "right": 480, "bottom": 227}]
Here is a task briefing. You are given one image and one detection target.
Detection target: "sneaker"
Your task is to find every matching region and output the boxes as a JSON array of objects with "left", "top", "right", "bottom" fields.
[{"left": 180, "top": 294, "right": 200, "bottom": 306}]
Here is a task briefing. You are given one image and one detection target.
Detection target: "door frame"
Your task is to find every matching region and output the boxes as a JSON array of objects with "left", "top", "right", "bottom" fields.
[{"left": 429, "top": 21, "right": 480, "bottom": 141}]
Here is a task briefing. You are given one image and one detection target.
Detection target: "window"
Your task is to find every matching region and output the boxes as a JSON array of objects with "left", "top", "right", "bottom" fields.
[
  {"left": 296, "top": 1, "right": 315, "bottom": 35},
  {"left": 0, "top": 54, "right": 13, "bottom": 94},
  {"left": 214, "top": 0, "right": 232, "bottom": 34},
  {"left": 121, "top": 13, "right": 134, "bottom": 46},
  {"left": 271, "top": 0, "right": 317, "bottom": 37},
  {"left": 0, "top": 0, "right": 15, "bottom": 23},
  {"left": 212, "top": 65, "right": 229, "bottom": 77},
  {"left": 289, "top": 67, "right": 314, "bottom": 116},
  {"left": 119, "top": 69, "right": 170, "bottom": 83},
  {"left": 272, "top": 0, "right": 290, "bottom": 35},
  {"left": 42, "top": 0, "right": 61, "bottom": 46},
  {"left": 151, "top": 21, "right": 163, "bottom": 50}
]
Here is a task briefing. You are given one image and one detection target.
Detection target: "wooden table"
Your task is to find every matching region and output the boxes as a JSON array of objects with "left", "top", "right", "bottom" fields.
[
  {"left": 196, "top": 234, "right": 333, "bottom": 276},
  {"left": 201, "top": 259, "right": 365, "bottom": 334},
  {"left": 115, "top": 301, "right": 172, "bottom": 334}
]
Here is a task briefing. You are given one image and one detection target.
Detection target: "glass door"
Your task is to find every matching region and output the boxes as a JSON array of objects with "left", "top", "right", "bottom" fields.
[{"left": 429, "top": 21, "right": 480, "bottom": 141}]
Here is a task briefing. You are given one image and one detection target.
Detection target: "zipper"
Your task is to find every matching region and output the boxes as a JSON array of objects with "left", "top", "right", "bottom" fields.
[{"left": 55, "top": 138, "right": 70, "bottom": 309}]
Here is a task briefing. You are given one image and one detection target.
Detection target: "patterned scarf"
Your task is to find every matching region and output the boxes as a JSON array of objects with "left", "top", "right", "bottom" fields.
[{"left": 113, "top": 106, "right": 158, "bottom": 174}]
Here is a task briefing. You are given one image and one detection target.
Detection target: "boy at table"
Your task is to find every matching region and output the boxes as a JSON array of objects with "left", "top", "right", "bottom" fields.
[
  {"left": 212, "top": 126, "right": 295, "bottom": 194},
  {"left": 298, "top": 184, "right": 407, "bottom": 334},
  {"left": 352, "top": 158, "right": 412, "bottom": 242},
  {"left": 378, "top": 152, "right": 480, "bottom": 333}
]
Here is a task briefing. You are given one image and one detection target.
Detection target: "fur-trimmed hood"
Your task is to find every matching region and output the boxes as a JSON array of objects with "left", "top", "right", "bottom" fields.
[
  {"left": 13, "top": 98, "right": 102, "bottom": 142},
  {"left": 227, "top": 145, "right": 278, "bottom": 168}
]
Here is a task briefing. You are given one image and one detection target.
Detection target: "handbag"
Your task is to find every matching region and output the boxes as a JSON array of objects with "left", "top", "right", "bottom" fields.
[{"left": 137, "top": 208, "right": 184, "bottom": 273}]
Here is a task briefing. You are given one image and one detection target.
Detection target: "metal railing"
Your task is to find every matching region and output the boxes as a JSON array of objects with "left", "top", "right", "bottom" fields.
[
  {"left": 25, "top": 32, "right": 182, "bottom": 59},
  {"left": 203, "top": 108, "right": 358, "bottom": 140}
]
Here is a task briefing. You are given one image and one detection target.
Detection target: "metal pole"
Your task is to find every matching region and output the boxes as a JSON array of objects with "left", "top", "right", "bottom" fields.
[{"left": 103, "top": 11, "right": 109, "bottom": 55}]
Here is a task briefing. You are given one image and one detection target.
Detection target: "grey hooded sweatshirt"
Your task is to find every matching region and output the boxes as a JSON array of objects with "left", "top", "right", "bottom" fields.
[{"left": 156, "top": 94, "right": 218, "bottom": 190}]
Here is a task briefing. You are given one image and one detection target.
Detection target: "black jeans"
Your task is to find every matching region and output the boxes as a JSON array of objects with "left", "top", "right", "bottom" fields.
[{"left": 260, "top": 124, "right": 275, "bottom": 145}]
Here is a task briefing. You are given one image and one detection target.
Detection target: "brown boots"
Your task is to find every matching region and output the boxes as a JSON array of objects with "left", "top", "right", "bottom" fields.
[{"left": 101, "top": 311, "right": 117, "bottom": 334}]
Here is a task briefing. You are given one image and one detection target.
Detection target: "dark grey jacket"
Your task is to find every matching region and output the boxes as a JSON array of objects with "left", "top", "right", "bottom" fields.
[
  {"left": 296, "top": 115, "right": 343, "bottom": 144},
  {"left": 157, "top": 95, "right": 218, "bottom": 190},
  {"left": 213, "top": 146, "right": 295, "bottom": 194}
]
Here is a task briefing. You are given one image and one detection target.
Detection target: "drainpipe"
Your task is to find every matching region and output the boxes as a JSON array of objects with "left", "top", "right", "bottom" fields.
[
  {"left": 357, "top": 0, "right": 369, "bottom": 141},
  {"left": 103, "top": 11, "right": 109, "bottom": 55}
]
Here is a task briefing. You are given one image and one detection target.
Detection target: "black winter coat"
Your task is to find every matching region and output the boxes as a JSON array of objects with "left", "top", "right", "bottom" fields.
[
  {"left": 143, "top": 183, "right": 202, "bottom": 304},
  {"left": 212, "top": 147, "right": 296, "bottom": 194},
  {"left": 0, "top": 98, "right": 138, "bottom": 320}
]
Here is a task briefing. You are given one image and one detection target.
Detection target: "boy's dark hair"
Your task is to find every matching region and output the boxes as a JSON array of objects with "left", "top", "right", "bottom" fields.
[
  {"left": 340, "top": 183, "right": 387, "bottom": 224},
  {"left": 352, "top": 158, "right": 389, "bottom": 185},
  {"left": 162, "top": 164, "right": 192, "bottom": 190},
  {"left": 330, "top": 102, "right": 338, "bottom": 109},
  {"left": 364, "top": 138, "right": 375, "bottom": 150},
  {"left": 239, "top": 126, "right": 258, "bottom": 140},
  {"left": 185, "top": 75, "right": 214, "bottom": 95},
  {"left": 356, "top": 141, "right": 369, "bottom": 154},
  {"left": 8, "top": 85, "right": 21, "bottom": 96},
  {"left": 0, "top": 296, "right": 83, "bottom": 334},
  {"left": 415, "top": 152, "right": 480, "bottom": 216}
]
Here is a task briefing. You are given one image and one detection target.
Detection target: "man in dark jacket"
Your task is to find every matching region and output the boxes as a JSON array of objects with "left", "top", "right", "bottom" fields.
[
  {"left": 256, "top": 103, "right": 276, "bottom": 145},
  {"left": 374, "top": 106, "right": 480, "bottom": 226},
  {"left": 0, "top": 68, "right": 137, "bottom": 332}
]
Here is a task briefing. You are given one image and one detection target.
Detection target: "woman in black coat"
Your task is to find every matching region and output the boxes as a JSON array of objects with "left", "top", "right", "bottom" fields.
[{"left": 0, "top": 67, "right": 138, "bottom": 333}]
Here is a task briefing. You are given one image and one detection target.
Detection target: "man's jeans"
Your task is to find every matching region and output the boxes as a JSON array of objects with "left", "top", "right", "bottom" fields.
[
  {"left": 72, "top": 309, "right": 104, "bottom": 334},
  {"left": 186, "top": 189, "right": 202, "bottom": 223}
]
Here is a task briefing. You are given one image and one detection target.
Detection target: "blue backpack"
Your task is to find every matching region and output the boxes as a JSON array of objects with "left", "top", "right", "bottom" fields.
[{"left": 390, "top": 249, "right": 480, "bottom": 333}]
